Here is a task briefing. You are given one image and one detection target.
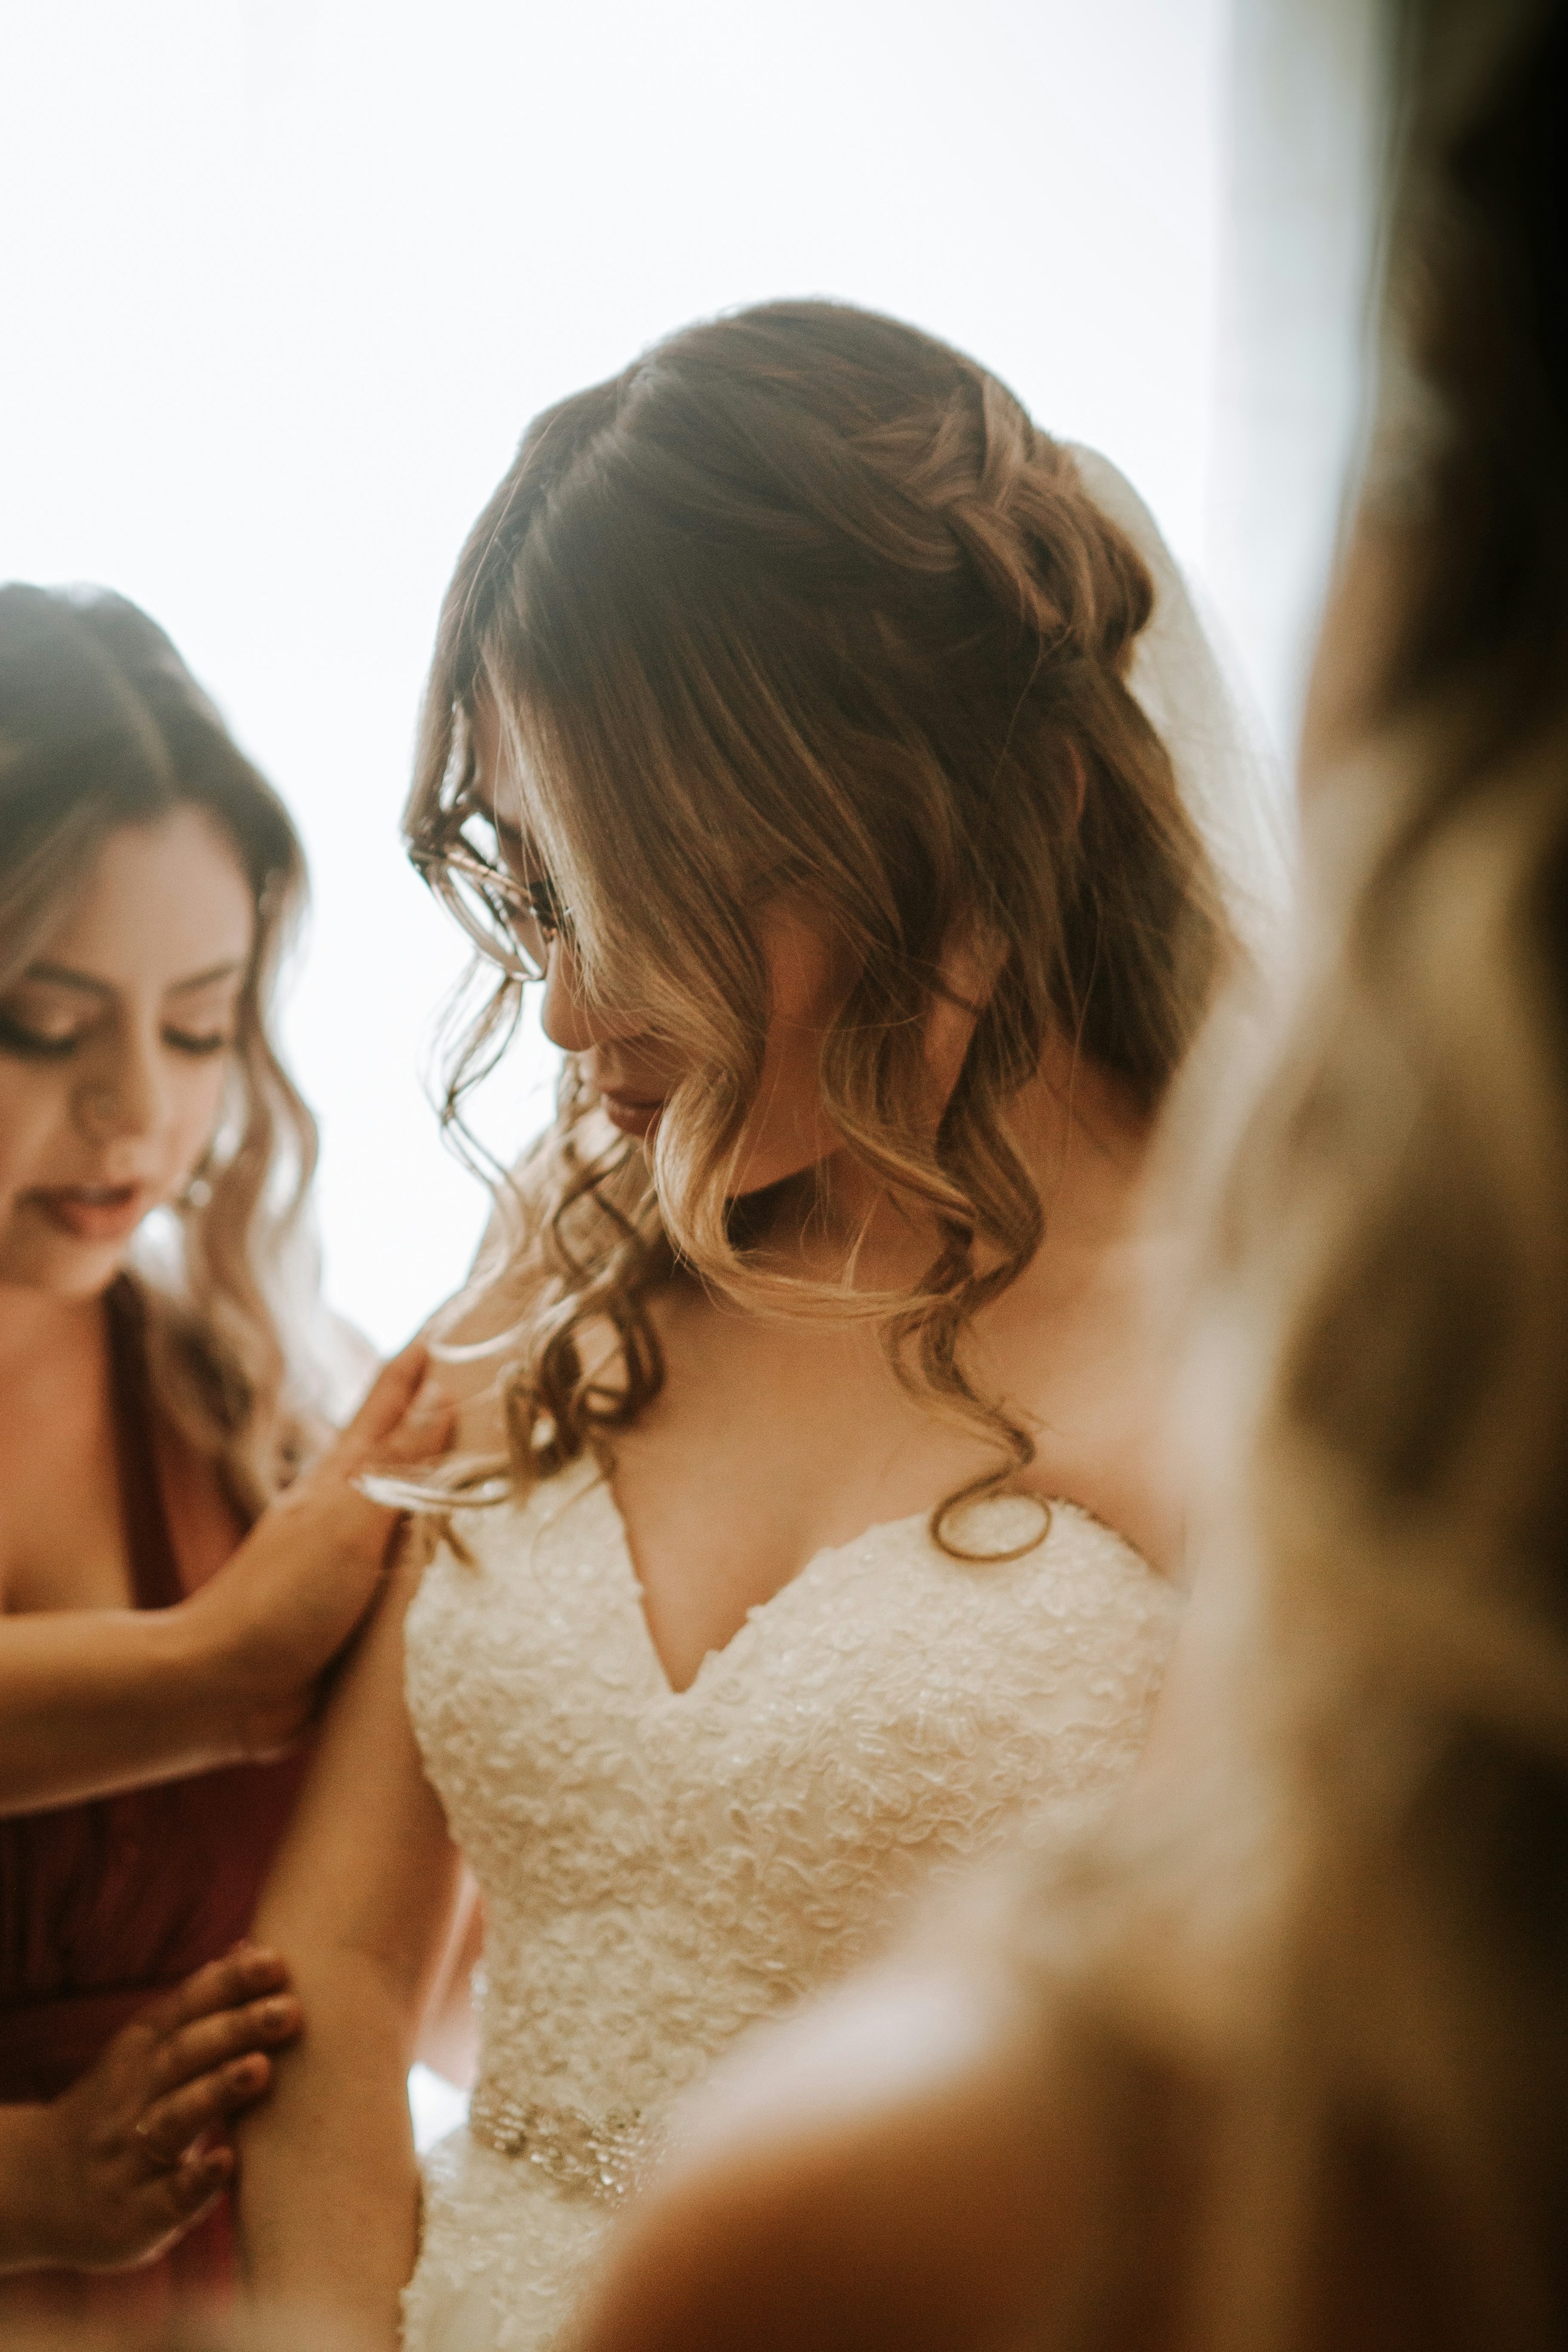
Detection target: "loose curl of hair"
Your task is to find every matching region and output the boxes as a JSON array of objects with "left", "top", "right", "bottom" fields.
[
  {"left": 0, "top": 584, "right": 323, "bottom": 1515},
  {"left": 407, "top": 304, "right": 1233, "bottom": 1543}
]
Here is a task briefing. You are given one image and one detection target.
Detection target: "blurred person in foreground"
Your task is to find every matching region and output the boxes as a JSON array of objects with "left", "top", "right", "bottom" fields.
[
  {"left": 573, "top": 1, "right": 1568, "bottom": 2345},
  {"left": 0, "top": 589, "right": 453, "bottom": 2331}
]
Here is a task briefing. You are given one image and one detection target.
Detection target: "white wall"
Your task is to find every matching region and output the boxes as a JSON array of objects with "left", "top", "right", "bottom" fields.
[
  {"left": 1207, "top": 0, "right": 1392, "bottom": 755},
  {"left": 3, "top": 0, "right": 1231, "bottom": 1351}
]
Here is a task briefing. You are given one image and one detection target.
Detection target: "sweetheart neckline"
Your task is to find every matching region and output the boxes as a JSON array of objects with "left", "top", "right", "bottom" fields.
[
  {"left": 489, "top": 1455, "right": 1160, "bottom": 1701},
  {"left": 581, "top": 1465, "right": 1096, "bottom": 1701}
]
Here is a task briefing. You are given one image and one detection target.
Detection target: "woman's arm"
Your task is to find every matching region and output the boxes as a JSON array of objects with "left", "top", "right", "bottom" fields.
[
  {"left": 234, "top": 1527, "right": 463, "bottom": 2345},
  {"left": 0, "top": 1345, "right": 449, "bottom": 1815}
]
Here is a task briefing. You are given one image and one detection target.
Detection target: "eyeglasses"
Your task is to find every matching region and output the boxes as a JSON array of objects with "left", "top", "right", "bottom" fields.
[{"left": 411, "top": 816, "right": 569, "bottom": 983}]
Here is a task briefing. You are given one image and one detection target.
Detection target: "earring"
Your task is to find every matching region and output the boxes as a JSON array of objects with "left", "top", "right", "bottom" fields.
[{"left": 178, "top": 1151, "right": 216, "bottom": 1213}]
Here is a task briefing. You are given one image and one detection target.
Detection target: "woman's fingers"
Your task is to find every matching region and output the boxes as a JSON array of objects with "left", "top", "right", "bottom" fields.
[
  {"left": 328, "top": 1342, "right": 453, "bottom": 1487},
  {"left": 370, "top": 1382, "right": 456, "bottom": 1468},
  {"left": 340, "top": 1341, "right": 434, "bottom": 1454},
  {"left": 131, "top": 1957, "right": 301, "bottom": 2166},
  {"left": 146, "top": 1986, "right": 301, "bottom": 2101},
  {"left": 137, "top": 2138, "right": 233, "bottom": 2239},
  {"left": 131, "top": 1944, "right": 291, "bottom": 2046},
  {"left": 137, "top": 2050, "right": 276, "bottom": 2165}
]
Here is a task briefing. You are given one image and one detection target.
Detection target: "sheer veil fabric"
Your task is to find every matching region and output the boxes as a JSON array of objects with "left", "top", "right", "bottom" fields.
[{"left": 1071, "top": 444, "right": 1294, "bottom": 955}]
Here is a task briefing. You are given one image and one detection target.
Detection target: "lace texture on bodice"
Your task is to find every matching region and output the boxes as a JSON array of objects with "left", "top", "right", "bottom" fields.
[{"left": 401, "top": 1455, "right": 1181, "bottom": 2351}]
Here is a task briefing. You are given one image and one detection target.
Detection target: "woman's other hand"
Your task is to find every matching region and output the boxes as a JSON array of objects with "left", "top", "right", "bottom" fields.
[
  {"left": 0, "top": 1944, "right": 302, "bottom": 2274},
  {"left": 183, "top": 1342, "right": 454, "bottom": 1757}
]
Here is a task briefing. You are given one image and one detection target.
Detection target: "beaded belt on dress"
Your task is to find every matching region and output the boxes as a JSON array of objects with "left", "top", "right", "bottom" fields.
[{"left": 466, "top": 2082, "right": 654, "bottom": 2203}]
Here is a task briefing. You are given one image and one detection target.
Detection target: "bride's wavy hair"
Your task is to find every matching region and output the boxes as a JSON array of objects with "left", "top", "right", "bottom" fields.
[
  {"left": 0, "top": 583, "right": 323, "bottom": 1514},
  {"left": 406, "top": 302, "right": 1233, "bottom": 1529}
]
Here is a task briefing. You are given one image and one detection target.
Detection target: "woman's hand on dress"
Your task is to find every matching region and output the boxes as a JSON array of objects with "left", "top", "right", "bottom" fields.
[
  {"left": 182, "top": 1341, "right": 454, "bottom": 1757},
  {"left": 0, "top": 1944, "right": 302, "bottom": 2274}
]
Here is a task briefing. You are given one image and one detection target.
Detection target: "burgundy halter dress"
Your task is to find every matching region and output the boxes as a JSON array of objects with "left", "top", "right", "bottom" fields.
[{"left": 0, "top": 1280, "right": 309, "bottom": 2323}]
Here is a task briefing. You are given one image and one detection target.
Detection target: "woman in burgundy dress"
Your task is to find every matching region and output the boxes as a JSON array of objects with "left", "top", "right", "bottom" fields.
[{"left": 0, "top": 585, "right": 450, "bottom": 2329}]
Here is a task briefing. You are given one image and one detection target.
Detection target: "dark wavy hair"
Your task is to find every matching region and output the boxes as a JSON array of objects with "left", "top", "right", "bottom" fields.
[
  {"left": 0, "top": 584, "right": 321, "bottom": 1511},
  {"left": 406, "top": 302, "right": 1235, "bottom": 1542}
]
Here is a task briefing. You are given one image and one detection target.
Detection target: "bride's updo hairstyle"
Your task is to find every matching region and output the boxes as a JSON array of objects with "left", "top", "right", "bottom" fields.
[
  {"left": 407, "top": 302, "right": 1233, "bottom": 1524},
  {"left": 0, "top": 584, "right": 321, "bottom": 1511}
]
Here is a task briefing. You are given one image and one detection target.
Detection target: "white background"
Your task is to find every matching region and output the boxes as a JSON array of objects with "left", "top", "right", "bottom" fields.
[{"left": 4, "top": 0, "right": 1235, "bottom": 1350}]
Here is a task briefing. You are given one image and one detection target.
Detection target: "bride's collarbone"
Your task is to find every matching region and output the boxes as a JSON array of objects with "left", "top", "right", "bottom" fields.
[
  {"left": 604, "top": 1362, "right": 954, "bottom": 1686},
  {"left": 606, "top": 1277, "right": 1178, "bottom": 1636},
  {"left": 455, "top": 1232, "right": 1172, "bottom": 1673},
  {"left": 602, "top": 1401, "right": 1166, "bottom": 1699},
  {"left": 606, "top": 1397, "right": 1094, "bottom": 1686}
]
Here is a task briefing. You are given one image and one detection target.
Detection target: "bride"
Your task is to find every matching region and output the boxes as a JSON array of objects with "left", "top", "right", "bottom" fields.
[{"left": 236, "top": 301, "right": 1277, "bottom": 2349}]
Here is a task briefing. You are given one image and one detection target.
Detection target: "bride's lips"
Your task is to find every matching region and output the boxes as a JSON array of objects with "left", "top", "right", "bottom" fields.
[
  {"left": 598, "top": 1088, "right": 668, "bottom": 1139},
  {"left": 28, "top": 1183, "right": 151, "bottom": 1243}
]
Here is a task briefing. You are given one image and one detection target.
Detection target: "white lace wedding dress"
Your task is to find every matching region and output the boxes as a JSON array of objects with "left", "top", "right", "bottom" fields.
[
  {"left": 388, "top": 440, "right": 1273, "bottom": 2349},
  {"left": 398, "top": 1454, "right": 1180, "bottom": 2351}
]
